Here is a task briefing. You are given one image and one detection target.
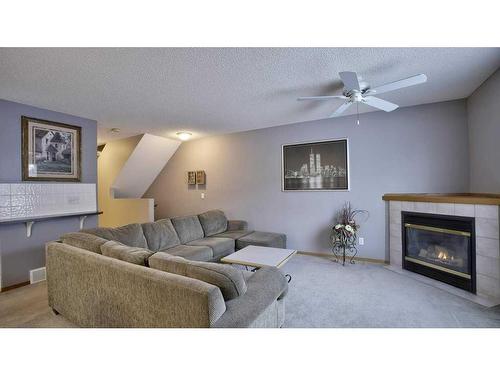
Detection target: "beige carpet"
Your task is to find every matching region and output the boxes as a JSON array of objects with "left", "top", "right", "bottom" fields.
[{"left": 2, "top": 254, "right": 499, "bottom": 328}]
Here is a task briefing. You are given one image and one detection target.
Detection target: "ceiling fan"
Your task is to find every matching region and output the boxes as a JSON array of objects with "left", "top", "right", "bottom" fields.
[{"left": 297, "top": 71, "right": 427, "bottom": 123}]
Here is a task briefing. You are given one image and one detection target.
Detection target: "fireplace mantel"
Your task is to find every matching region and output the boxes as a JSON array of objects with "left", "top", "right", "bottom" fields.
[{"left": 383, "top": 193, "right": 500, "bottom": 205}]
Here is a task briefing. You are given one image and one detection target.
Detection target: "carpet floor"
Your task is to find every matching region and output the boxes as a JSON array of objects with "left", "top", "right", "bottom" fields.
[
  {"left": 281, "top": 254, "right": 500, "bottom": 328},
  {"left": 1, "top": 254, "right": 499, "bottom": 328}
]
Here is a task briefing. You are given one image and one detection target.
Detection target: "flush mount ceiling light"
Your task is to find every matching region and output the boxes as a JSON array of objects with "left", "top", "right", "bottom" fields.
[
  {"left": 109, "top": 127, "right": 120, "bottom": 133},
  {"left": 176, "top": 131, "right": 192, "bottom": 141}
]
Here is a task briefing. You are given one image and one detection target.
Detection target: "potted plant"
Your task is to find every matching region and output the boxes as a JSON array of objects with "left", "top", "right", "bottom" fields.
[{"left": 330, "top": 202, "right": 368, "bottom": 265}]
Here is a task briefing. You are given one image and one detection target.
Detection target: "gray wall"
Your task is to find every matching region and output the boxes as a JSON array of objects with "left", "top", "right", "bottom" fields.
[
  {"left": 468, "top": 68, "right": 500, "bottom": 193},
  {"left": 0, "top": 99, "right": 97, "bottom": 288},
  {"left": 145, "top": 100, "right": 469, "bottom": 260}
]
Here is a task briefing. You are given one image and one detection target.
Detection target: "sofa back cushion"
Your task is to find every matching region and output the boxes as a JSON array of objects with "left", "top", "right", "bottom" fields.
[
  {"left": 142, "top": 219, "right": 181, "bottom": 251},
  {"left": 82, "top": 223, "right": 148, "bottom": 249},
  {"left": 149, "top": 252, "right": 247, "bottom": 301},
  {"left": 101, "top": 241, "right": 154, "bottom": 266},
  {"left": 171, "top": 215, "right": 205, "bottom": 244},
  {"left": 198, "top": 210, "right": 228, "bottom": 237},
  {"left": 60, "top": 232, "right": 108, "bottom": 254}
]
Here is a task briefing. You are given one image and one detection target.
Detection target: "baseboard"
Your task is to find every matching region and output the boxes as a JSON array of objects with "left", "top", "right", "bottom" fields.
[
  {"left": 297, "top": 250, "right": 389, "bottom": 265},
  {"left": 0, "top": 280, "right": 30, "bottom": 293}
]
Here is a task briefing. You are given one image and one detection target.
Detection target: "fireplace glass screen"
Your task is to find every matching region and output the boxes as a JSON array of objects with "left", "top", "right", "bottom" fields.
[{"left": 405, "top": 224, "right": 471, "bottom": 277}]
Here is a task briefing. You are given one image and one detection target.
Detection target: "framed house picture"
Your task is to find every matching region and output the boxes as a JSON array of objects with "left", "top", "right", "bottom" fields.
[
  {"left": 196, "top": 170, "right": 206, "bottom": 184},
  {"left": 282, "top": 138, "right": 349, "bottom": 191},
  {"left": 21, "top": 116, "right": 82, "bottom": 181},
  {"left": 187, "top": 171, "right": 196, "bottom": 185}
]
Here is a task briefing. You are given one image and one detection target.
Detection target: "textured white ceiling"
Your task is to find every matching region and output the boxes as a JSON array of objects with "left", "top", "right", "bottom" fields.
[{"left": 0, "top": 48, "right": 498, "bottom": 143}]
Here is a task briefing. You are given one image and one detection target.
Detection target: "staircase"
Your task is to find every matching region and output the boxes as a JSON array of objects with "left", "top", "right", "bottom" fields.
[{"left": 98, "top": 134, "right": 180, "bottom": 227}]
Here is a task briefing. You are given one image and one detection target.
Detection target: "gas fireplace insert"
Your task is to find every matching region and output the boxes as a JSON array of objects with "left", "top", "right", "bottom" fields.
[{"left": 402, "top": 211, "right": 476, "bottom": 293}]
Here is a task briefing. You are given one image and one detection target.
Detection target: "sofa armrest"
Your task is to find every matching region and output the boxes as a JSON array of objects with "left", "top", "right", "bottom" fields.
[
  {"left": 212, "top": 266, "right": 288, "bottom": 328},
  {"left": 227, "top": 220, "right": 248, "bottom": 231}
]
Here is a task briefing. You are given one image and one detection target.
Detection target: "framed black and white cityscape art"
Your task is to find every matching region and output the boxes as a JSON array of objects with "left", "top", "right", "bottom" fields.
[
  {"left": 282, "top": 138, "right": 349, "bottom": 191},
  {"left": 21, "top": 116, "right": 81, "bottom": 181}
]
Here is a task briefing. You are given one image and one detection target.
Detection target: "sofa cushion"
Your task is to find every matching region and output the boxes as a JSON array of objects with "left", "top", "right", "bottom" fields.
[
  {"left": 141, "top": 219, "right": 181, "bottom": 251},
  {"left": 171, "top": 215, "right": 205, "bottom": 244},
  {"left": 236, "top": 231, "right": 287, "bottom": 249},
  {"left": 227, "top": 220, "right": 248, "bottom": 231},
  {"left": 60, "top": 232, "right": 108, "bottom": 254},
  {"left": 82, "top": 223, "right": 148, "bottom": 249},
  {"left": 161, "top": 244, "right": 213, "bottom": 262},
  {"left": 187, "top": 237, "right": 235, "bottom": 258},
  {"left": 149, "top": 252, "right": 247, "bottom": 301},
  {"left": 101, "top": 240, "right": 154, "bottom": 266},
  {"left": 213, "top": 230, "right": 254, "bottom": 240},
  {"left": 198, "top": 209, "right": 228, "bottom": 236}
]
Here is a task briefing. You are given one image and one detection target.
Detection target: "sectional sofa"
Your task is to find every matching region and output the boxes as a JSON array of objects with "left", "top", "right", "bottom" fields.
[{"left": 46, "top": 210, "right": 288, "bottom": 328}]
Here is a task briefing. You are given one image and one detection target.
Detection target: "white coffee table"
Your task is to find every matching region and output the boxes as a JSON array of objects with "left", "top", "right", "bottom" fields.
[{"left": 221, "top": 245, "right": 297, "bottom": 282}]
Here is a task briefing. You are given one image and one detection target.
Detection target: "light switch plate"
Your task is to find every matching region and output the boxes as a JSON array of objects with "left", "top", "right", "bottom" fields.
[
  {"left": 358, "top": 237, "right": 364, "bottom": 245},
  {"left": 201, "top": 192, "right": 205, "bottom": 199}
]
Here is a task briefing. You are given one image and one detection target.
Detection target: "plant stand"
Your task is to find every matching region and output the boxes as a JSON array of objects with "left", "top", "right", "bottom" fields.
[{"left": 332, "top": 244, "right": 358, "bottom": 266}]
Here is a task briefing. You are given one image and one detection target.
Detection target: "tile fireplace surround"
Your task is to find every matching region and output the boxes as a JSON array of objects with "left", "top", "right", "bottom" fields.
[{"left": 383, "top": 194, "right": 500, "bottom": 302}]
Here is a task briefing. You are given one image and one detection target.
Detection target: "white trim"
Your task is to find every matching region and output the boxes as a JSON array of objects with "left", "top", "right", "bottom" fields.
[{"left": 281, "top": 137, "right": 350, "bottom": 192}]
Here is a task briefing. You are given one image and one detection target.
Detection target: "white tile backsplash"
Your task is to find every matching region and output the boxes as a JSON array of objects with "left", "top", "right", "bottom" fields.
[
  {"left": 10, "top": 184, "right": 26, "bottom": 195},
  {"left": 0, "top": 183, "right": 97, "bottom": 221},
  {"left": 0, "top": 195, "right": 11, "bottom": 207},
  {"left": 476, "top": 237, "right": 500, "bottom": 259},
  {"left": 476, "top": 217, "right": 499, "bottom": 239},
  {"left": 0, "top": 206, "right": 11, "bottom": 219},
  {"left": 389, "top": 201, "right": 402, "bottom": 210},
  {"left": 10, "top": 194, "right": 26, "bottom": 206},
  {"left": 435, "top": 203, "right": 454, "bottom": 215},
  {"left": 414, "top": 202, "right": 436, "bottom": 214},
  {"left": 401, "top": 201, "right": 415, "bottom": 211},
  {"left": 475, "top": 205, "right": 499, "bottom": 220},
  {"left": 477, "top": 274, "right": 500, "bottom": 299},
  {"left": 0, "top": 184, "right": 10, "bottom": 195},
  {"left": 476, "top": 255, "right": 500, "bottom": 279},
  {"left": 454, "top": 204, "right": 475, "bottom": 217},
  {"left": 389, "top": 209, "right": 401, "bottom": 224}
]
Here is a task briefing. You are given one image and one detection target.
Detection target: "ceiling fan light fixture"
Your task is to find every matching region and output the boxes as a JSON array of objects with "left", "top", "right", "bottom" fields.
[
  {"left": 298, "top": 71, "right": 427, "bottom": 120},
  {"left": 176, "top": 131, "right": 192, "bottom": 141}
]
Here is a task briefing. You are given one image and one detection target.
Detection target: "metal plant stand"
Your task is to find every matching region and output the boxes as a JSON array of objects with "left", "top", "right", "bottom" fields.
[{"left": 332, "top": 242, "right": 357, "bottom": 266}]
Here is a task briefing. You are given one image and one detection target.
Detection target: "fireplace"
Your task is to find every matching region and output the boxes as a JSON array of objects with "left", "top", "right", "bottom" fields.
[{"left": 402, "top": 211, "right": 476, "bottom": 293}]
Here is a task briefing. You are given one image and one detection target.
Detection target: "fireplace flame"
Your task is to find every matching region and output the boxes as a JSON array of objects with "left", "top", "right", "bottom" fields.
[{"left": 437, "top": 251, "right": 448, "bottom": 260}]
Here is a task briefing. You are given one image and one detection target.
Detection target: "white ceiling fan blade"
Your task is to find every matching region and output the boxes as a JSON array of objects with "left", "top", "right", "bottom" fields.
[
  {"left": 368, "top": 74, "right": 427, "bottom": 95},
  {"left": 339, "top": 71, "right": 361, "bottom": 91},
  {"left": 329, "top": 101, "right": 353, "bottom": 117},
  {"left": 363, "top": 96, "right": 399, "bottom": 112},
  {"left": 297, "top": 95, "right": 347, "bottom": 101}
]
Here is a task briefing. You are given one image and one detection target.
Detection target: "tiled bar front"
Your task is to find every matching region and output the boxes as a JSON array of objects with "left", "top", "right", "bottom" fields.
[
  {"left": 0, "top": 183, "right": 97, "bottom": 221},
  {"left": 388, "top": 200, "right": 500, "bottom": 300}
]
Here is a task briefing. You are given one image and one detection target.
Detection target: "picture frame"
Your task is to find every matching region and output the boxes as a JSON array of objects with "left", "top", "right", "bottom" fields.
[
  {"left": 187, "top": 171, "right": 197, "bottom": 185},
  {"left": 21, "top": 116, "right": 82, "bottom": 182},
  {"left": 196, "top": 170, "right": 206, "bottom": 184},
  {"left": 282, "top": 138, "right": 349, "bottom": 191}
]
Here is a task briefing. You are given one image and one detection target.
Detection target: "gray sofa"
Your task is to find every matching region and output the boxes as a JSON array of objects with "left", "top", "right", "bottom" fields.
[
  {"left": 45, "top": 209, "right": 288, "bottom": 328},
  {"left": 82, "top": 209, "right": 286, "bottom": 262}
]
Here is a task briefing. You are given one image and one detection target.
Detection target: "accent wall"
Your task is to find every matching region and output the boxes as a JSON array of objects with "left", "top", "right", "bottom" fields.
[{"left": 0, "top": 99, "right": 97, "bottom": 289}]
